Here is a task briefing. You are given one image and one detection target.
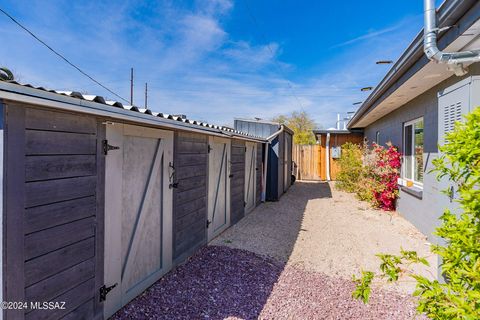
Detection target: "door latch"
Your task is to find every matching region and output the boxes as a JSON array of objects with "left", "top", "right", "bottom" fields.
[
  {"left": 99, "top": 283, "right": 118, "bottom": 302},
  {"left": 206, "top": 220, "right": 211, "bottom": 228},
  {"left": 103, "top": 140, "right": 120, "bottom": 155}
]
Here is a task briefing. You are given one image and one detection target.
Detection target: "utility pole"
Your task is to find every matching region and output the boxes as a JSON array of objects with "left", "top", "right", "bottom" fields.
[
  {"left": 144, "top": 82, "right": 148, "bottom": 109},
  {"left": 130, "top": 67, "right": 134, "bottom": 106}
]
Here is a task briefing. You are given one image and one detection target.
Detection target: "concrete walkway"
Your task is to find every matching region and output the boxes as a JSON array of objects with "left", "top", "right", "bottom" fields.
[{"left": 211, "top": 181, "right": 437, "bottom": 294}]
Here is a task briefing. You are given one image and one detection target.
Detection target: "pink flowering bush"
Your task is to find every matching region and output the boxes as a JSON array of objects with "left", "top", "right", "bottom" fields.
[
  {"left": 369, "top": 143, "right": 401, "bottom": 211},
  {"left": 336, "top": 141, "right": 401, "bottom": 211}
]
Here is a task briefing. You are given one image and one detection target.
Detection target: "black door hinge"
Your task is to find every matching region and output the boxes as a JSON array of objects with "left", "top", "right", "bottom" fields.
[
  {"left": 208, "top": 145, "right": 212, "bottom": 153},
  {"left": 99, "top": 283, "right": 118, "bottom": 302},
  {"left": 103, "top": 140, "right": 120, "bottom": 155},
  {"left": 244, "top": 201, "right": 246, "bottom": 207},
  {"left": 206, "top": 220, "right": 211, "bottom": 228}
]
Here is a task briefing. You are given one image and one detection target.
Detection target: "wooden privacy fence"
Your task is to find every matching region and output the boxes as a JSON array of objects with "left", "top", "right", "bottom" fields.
[
  {"left": 293, "top": 144, "right": 323, "bottom": 180},
  {"left": 293, "top": 132, "right": 364, "bottom": 181}
]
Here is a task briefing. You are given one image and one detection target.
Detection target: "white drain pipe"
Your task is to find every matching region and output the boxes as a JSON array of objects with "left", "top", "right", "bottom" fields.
[{"left": 424, "top": 0, "right": 480, "bottom": 76}]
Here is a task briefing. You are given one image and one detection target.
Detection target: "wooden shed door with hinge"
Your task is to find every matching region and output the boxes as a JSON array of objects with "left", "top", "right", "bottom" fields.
[
  {"left": 103, "top": 123, "right": 173, "bottom": 318},
  {"left": 244, "top": 141, "right": 257, "bottom": 214},
  {"left": 207, "top": 136, "right": 231, "bottom": 241}
]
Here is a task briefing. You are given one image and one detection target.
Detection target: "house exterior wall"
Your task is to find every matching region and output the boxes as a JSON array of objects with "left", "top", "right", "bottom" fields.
[{"left": 363, "top": 63, "right": 480, "bottom": 243}]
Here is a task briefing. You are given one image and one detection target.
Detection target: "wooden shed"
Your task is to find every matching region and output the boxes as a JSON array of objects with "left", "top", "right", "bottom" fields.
[
  {"left": 0, "top": 81, "right": 266, "bottom": 320},
  {"left": 234, "top": 119, "right": 294, "bottom": 201},
  {"left": 312, "top": 129, "right": 364, "bottom": 180}
]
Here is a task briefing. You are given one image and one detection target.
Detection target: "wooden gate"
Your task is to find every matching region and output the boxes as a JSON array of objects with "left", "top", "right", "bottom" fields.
[
  {"left": 244, "top": 142, "right": 257, "bottom": 214},
  {"left": 207, "top": 136, "right": 231, "bottom": 241},
  {"left": 104, "top": 124, "right": 173, "bottom": 318},
  {"left": 293, "top": 144, "right": 322, "bottom": 180}
]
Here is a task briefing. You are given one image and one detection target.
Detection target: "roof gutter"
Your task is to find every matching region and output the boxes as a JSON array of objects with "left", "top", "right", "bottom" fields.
[
  {"left": 424, "top": 0, "right": 480, "bottom": 76},
  {"left": 266, "top": 125, "right": 285, "bottom": 142}
]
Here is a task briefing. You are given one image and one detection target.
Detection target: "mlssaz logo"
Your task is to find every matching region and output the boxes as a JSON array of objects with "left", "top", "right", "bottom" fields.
[{"left": 30, "top": 301, "right": 66, "bottom": 310}]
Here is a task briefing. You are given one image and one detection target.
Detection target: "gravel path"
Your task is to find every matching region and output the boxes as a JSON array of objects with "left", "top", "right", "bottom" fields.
[
  {"left": 211, "top": 181, "right": 437, "bottom": 294},
  {"left": 114, "top": 181, "right": 435, "bottom": 319},
  {"left": 113, "top": 246, "right": 424, "bottom": 320}
]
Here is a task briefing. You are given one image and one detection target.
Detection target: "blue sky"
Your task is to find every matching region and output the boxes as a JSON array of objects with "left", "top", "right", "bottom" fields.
[{"left": 0, "top": 0, "right": 429, "bottom": 128}]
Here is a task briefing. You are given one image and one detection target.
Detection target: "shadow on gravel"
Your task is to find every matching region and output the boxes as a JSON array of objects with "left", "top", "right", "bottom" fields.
[{"left": 111, "top": 182, "right": 336, "bottom": 319}]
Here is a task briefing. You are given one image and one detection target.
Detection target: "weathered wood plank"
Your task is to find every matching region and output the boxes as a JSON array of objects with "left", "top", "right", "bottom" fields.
[
  {"left": 176, "top": 176, "right": 206, "bottom": 192},
  {"left": 231, "top": 183, "right": 244, "bottom": 195},
  {"left": 25, "top": 237, "right": 95, "bottom": 286},
  {"left": 231, "top": 147, "right": 246, "bottom": 156},
  {"left": 25, "top": 130, "right": 96, "bottom": 155},
  {"left": 25, "top": 108, "right": 97, "bottom": 134},
  {"left": 176, "top": 140, "right": 208, "bottom": 154},
  {"left": 25, "top": 196, "right": 96, "bottom": 234},
  {"left": 25, "top": 217, "right": 96, "bottom": 260},
  {"left": 176, "top": 198, "right": 206, "bottom": 218},
  {"left": 94, "top": 121, "right": 105, "bottom": 315},
  {"left": 175, "top": 228, "right": 205, "bottom": 258},
  {"left": 25, "top": 279, "right": 95, "bottom": 320},
  {"left": 175, "top": 164, "right": 207, "bottom": 180},
  {"left": 25, "top": 176, "right": 96, "bottom": 208},
  {"left": 231, "top": 153, "right": 245, "bottom": 164},
  {"left": 176, "top": 186, "right": 206, "bottom": 204},
  {"left": 25, "top": 155, "right": 96, "bottom": 181},
  {"left": 231, "top": 139, "right": 245, "bottom": 147},
  {"left": 176, "top": 132, "right": 207, "bottom": 143},
  {"left": 176, "top": 153, "right": 207, "bottom": 167},
  {"left": 25, "top": 259, "right": 95, "bottom": 303},
  {"left": 175, "top": 214, "right": 205, "bottom": 243},
  {"left": 175, "top": 207, "right": 206, "bottom": 232},
  {"left": 60, "top": 299, "right": 94, "bottom": 320},
  {"left": 4, "top": 103, "right": 26, "bottom": 319},
  {"left": 231, "top": 162, "right": 244, "bottom": 173}
]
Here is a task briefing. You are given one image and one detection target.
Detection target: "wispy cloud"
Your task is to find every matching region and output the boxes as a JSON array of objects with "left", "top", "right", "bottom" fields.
[
  {"left": 0, "top": 1, "right": 421, "bottom": 128},
  {"left": 329, "top": 15, "right": 420, "bottom": 49}
]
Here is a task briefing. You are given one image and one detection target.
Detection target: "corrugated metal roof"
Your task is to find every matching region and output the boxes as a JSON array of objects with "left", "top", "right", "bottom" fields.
[{"left": 1, "top": 80, "right": 265, "bottom": 140}]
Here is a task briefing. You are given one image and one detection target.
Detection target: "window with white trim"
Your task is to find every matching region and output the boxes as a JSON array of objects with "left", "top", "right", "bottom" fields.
[{"left": 403, "top": 118, "right": 424, "bottom": 186}]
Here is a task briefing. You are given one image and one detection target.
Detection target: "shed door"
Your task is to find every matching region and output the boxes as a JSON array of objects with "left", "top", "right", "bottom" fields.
[
  {"left": 244, "top": 142, "right": 257, "bottom": 214},
  {"left": 104, "top": 124, "right": 173, "bottom": 318},
  {"left": 207, "top": 137, "right": 231, "bottom": 241},
  {"left": 283, "top": 134, "right": 291, "bottom": 192}
]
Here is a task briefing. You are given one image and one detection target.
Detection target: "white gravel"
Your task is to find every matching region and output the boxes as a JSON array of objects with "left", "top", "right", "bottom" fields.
[{"left": 210, "top": 181, "right": 437, "bottom": 294}]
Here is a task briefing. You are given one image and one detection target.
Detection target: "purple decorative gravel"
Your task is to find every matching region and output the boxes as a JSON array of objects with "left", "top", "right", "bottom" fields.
[{"left": 112, "top": 246, "right": 423, "bottom": 320}]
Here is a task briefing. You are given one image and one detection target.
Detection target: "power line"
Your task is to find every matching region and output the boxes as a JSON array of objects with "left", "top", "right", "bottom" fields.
[
  {"left": 0, "top": 7, "right": 130, "bottom": 104},
  {"left": 242, "top": 0, "right": 304, "bottom": 109}
]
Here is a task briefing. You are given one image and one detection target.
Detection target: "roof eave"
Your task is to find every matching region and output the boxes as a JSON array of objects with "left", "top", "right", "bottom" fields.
[{"left": 348, "top": 0, "right": 480, "bottom": 129}]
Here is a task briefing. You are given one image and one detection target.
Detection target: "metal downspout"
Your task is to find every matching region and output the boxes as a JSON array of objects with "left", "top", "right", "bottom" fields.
[{"left": 424, "top": 0, "right": 480, "bottom": 76}]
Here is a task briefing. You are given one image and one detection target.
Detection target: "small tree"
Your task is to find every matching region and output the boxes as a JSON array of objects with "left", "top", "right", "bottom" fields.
[
  {"left": 352, "top": 107, "right": 480, "bottom": 319},
  {"left": 0, "top": 67, "right": 14, "bottom": 81},
  {"left": 272, "top": 111, "right": 316, "bottom": 145}
]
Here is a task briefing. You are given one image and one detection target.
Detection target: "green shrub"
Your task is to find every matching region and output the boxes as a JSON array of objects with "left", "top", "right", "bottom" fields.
[
  {"left": 336, "top": 142, "right": 364, "bottom": 192},
  {"left": 336, "top": 142, "right": 401, "bottom": 210},
  {"left": 352, "top": 107, "right": 480, "bottom": 319}
]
